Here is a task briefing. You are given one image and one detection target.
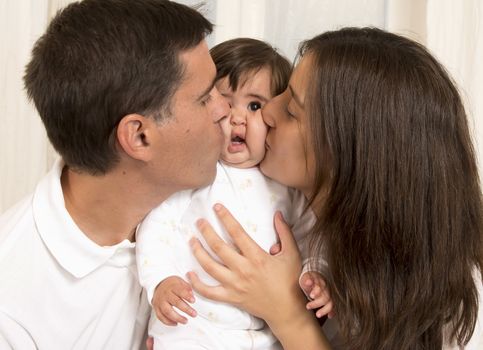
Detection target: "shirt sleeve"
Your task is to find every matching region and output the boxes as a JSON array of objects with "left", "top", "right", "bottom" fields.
[
  {"left": 135, "top": 190, "right": 192, "bottom": 305},
  {"left": 0, "top": 310, "right": 36, "bottom": 349}
]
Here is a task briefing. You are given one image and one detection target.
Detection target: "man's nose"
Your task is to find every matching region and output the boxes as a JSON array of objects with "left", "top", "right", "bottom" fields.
[{"left": 211, "top": 87, "right": 230, "bottom": 123}]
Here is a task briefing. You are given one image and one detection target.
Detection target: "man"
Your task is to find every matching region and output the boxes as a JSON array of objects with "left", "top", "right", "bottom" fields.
[{"left": 0, "top": 0, "right": 228, "bottom": 348}]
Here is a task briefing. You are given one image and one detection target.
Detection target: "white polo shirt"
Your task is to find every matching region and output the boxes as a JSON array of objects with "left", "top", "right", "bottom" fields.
[{"left": 0, "top": 160, "right": 150, "bottom": 349}]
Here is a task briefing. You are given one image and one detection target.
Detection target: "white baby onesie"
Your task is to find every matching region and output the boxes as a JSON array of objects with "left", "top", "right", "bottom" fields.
[{"left": 136, "top": 162, "right": 315, "bottom": 350}]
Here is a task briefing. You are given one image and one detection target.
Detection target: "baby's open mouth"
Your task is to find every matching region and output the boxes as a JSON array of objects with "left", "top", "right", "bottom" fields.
[{"left": 231, "top": 135, "right": 245, "bottom": 144}]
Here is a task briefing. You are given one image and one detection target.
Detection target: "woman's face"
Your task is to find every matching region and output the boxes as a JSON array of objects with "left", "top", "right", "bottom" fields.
[{"left": 260, "top": 55, "right": 316, "bottom": 197}]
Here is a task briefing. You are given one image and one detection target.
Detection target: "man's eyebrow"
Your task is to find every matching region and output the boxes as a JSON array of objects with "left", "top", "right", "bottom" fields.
[
  {"left": 197, "top": 77, "right": 217, "bottom": 102},
  {"left": 289, "top": 84, "right": 304, "bottom": 108}
]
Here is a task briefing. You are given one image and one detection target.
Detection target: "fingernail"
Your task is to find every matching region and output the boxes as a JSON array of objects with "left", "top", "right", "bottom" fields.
[
  {"left": 196, "top": 219, "right": 205, "bottom": 228},
  {"left": 213, "top": 203, "right": 222, "bottom": 212},
  {"left": 276, "top": 211, "right": 286, "bottom": 223},
  {"left": 189, "top": 237, "right": 196, "bottom": 247}
]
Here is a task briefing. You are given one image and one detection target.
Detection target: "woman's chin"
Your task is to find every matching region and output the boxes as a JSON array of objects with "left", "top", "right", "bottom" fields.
[{"left": 259, "top": 160, "right": 277, "bottom": 181}]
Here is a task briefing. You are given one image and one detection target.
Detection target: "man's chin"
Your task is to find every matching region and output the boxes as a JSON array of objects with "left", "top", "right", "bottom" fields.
[{"left": 197, "top": 165, "right": 218, "bottom": 188}]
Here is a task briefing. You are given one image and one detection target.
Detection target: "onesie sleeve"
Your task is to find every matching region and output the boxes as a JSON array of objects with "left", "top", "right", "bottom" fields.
[
  {"left": 288, "top": 189, "right": 329, "bottom": 276},
  {"left": 135, "top": 190, "right": 192, "bottom": 305}
]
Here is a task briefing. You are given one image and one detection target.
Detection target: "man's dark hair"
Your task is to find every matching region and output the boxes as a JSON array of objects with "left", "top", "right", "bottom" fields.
[
  {"left": 24, "top": 0, "right": 212, "bottom": 174},
  {"left": 210, "top": 38, "right": 291, "bottom": 97}
]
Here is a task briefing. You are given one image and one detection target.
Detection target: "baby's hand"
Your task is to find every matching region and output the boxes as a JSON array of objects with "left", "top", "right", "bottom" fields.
[
  {"left": 299, "top": 271, "right": 335, "bottom": 319},
  {"left": 152, "top": 276, "right": 197, "bottom": 326}
]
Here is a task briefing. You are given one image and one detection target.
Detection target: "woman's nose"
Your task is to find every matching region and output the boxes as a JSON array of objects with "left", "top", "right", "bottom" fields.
[{"left": 262, "top": 94, "right": 281, "bottom": 128}]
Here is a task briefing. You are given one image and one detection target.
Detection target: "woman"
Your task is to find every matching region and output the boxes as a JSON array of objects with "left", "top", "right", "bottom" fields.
[{"left": 188, "top": 27, "right": 483, "bottom": 349}]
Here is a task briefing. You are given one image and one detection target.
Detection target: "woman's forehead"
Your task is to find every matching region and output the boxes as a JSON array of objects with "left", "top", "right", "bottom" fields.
[{"left": 289, "top": 54, "right": 314, "bottom": 107}]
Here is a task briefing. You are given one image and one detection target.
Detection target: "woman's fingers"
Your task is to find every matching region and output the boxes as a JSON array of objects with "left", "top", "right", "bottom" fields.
[
  {"left": 269, "top": 242, "right": 281, "bottom": 255},
  {"left": 212, "top": 204, "right": 264, "bottom": 257},
  {"left": 274, "top": 211, "right": 300, "bottom": 257},
  {"left": 189, "top": 236, "right": 232, "bottom": 281},
  {"left": 195, "top": 217, "right": 246, "bottom": 267},
  {"left": 186, "top": 271, "right": 232, "bottom": 304}
]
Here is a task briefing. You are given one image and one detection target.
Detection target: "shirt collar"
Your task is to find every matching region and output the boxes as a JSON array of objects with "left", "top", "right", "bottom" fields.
[{"left": 33, "top": 159, "right": 136, "bottom": 278}]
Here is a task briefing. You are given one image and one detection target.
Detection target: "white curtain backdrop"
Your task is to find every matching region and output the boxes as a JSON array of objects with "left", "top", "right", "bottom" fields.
[
  {"left": 1, "top": 0, "right": 481, "bottom": 213},
  {"left": 387, "top": 0, "right": 483, "bottom": 186},
  {"left": 209, "top": 0, "right": 385, "bottom": 60},
  {"left": 0, "top": 0, "right": 70, "bottom": 213}
]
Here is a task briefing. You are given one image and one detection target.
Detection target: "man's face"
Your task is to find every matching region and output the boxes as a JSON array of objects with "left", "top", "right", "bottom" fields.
[{"left": 150, "top": 40, "right": 229, "bottom": 191}]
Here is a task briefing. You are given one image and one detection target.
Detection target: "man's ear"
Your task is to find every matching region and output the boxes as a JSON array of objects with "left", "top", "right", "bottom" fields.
[{"left": 116, "top": 114, "right": 156, "bottom": 161}]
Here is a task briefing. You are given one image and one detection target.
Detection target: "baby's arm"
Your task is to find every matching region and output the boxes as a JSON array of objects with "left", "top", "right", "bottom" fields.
[
  {"left": 136, "top": 191, "right": 196, "bottom": 325},
  {"left": 152, "top": 276, "right": 197, "bottom": 326},
  {"left": 288, "top": 189, "right": 335, "bottom": 318}
]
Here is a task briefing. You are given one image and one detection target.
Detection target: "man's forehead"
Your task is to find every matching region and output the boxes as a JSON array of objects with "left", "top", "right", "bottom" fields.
[{"left": 171, "top": 41, "right": 216, "bottom": 103}]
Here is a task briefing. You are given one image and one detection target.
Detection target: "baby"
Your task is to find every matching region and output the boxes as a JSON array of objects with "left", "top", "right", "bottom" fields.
[{"left": 136, "top": 38, "right": 332, "bottom": 350}]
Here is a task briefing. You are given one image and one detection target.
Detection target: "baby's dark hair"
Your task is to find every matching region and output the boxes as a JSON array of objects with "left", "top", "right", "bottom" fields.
[{"left": 210, "top": 38, "right": 292, "bottom": 97}]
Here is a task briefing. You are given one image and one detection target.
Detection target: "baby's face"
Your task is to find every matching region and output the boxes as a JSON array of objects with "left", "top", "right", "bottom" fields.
[{"left": 216, "top": 68, "right": 271, "bottom": 168}]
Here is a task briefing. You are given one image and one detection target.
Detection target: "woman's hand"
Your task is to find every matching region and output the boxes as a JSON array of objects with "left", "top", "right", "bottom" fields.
[
  {"left": 187, "top": 204, "right": 304, "bottom": 325},
  {"left": 187, "top": 204, "right": 331, "bottom": 350}
]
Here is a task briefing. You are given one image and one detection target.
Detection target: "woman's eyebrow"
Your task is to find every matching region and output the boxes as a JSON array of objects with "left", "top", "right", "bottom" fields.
[{"left": 288, "top": 84, "right": 304, "bottom": 108}]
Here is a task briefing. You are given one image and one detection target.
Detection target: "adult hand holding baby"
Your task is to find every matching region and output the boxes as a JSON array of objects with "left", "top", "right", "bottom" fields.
[{"left": 187, "top": 204, "right": 331, "bottom": 350}]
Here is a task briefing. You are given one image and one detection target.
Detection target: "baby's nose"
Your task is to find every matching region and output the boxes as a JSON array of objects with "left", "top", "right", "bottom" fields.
[{"left": 230, "top": 109, "right": 247, "bottom": 125}]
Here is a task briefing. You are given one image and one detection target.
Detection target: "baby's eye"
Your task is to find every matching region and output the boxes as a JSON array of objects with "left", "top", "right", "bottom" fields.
[{"left": 248, "top": 101, "right": 262, "bottom": 111}]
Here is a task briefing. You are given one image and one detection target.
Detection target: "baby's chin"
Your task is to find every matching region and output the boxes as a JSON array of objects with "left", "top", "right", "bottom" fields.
[{"left": 219, "top": 156, "right": 263, "bottom": 170}]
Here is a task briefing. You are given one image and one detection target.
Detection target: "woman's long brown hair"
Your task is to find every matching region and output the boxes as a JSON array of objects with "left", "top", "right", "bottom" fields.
[{"left": 303, "top": 27, "right": 483, "bottom": 349}]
